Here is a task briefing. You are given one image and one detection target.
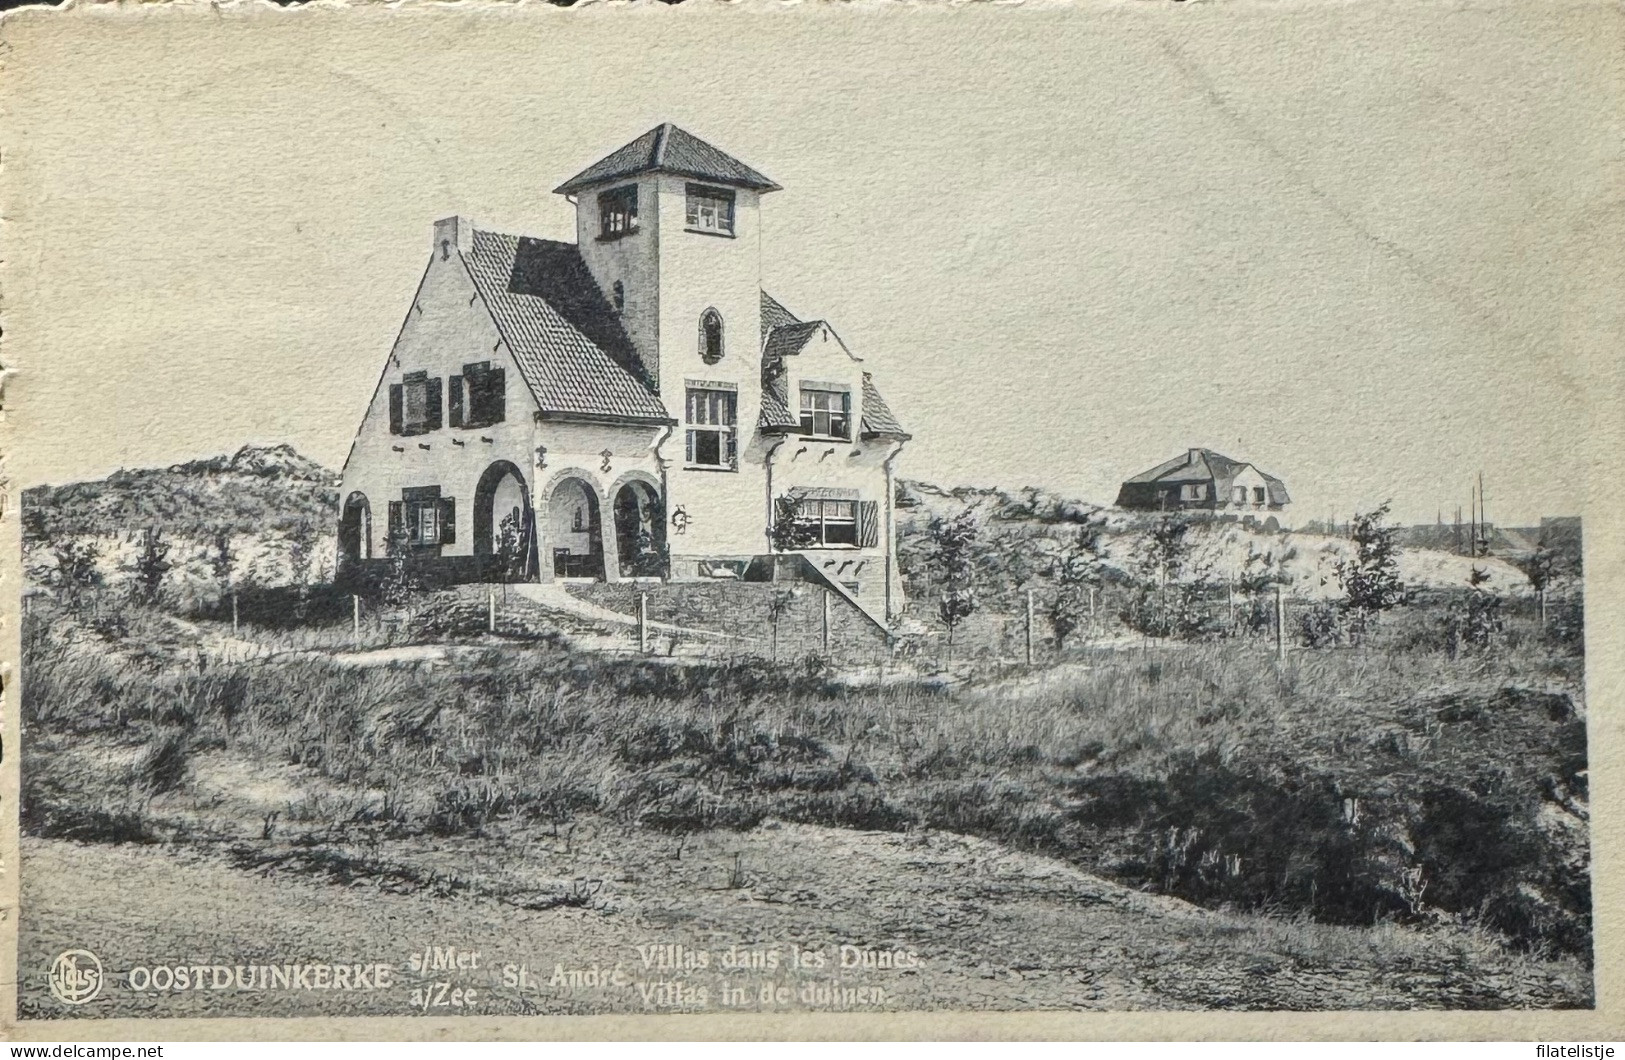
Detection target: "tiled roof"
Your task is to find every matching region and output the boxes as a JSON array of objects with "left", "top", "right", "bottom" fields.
[
  {"left": 463, "top": 230, "right": 671, "bottom": 423},
  {"left": 1121, "top": 448, "right": 1289, "bottom": 504},
  {"left": 553, "top": 124, "right": 781, "bottom": 196},
  {"left": 760, "top": 388, "right": 800, "bottom": 430},
  {"left": 761, "top": 291, "right": 800, "bottom": 340},
  {"left": 860, "top": 373, "right": 909, "bottom": 439},
  {"left": 763, "top": 319, "right": 824, "bottom": 361}
]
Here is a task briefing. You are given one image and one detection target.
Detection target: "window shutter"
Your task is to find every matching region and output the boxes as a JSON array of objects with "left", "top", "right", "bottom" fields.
[
  {"left": 859, "top": 501, "right": 880, "bottom": 548},
  {"left": 389, "top": 385, "right": 403, "bottom": 435},
  {"left": 448, "top": 375, "right": 464, "bottom": 428},
  {"left": 426, "top": 377, "right": 443, "bottom": 431},
  {"left": 488, "top": 367, "right": 506, "bottom": 424},
  {"left": 388, "top": 501, "right": 404, "bottom": 543},
  {"left": 439, "top": 497, "right": 456, "bottom": 544}
]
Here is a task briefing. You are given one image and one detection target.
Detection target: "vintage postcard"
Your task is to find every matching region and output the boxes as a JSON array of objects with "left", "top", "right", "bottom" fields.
[{"left": 0, "top": 0, "right": 1621, "bottom": 1040}]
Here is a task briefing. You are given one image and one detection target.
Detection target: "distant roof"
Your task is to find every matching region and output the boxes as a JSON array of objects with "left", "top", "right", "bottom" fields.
[
  {"left": 1120, "top": 447, "right": 1289, "bottom": 505},
  {"left": 553, "top": 124, "right": 781, "bottom": 196},
  {"left": 463, "top": 230, "right": 671, "bottom": 424}
]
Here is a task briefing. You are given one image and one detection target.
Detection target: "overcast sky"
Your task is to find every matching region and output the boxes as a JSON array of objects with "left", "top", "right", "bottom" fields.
[{"left": 4, "top": 1, "right": 1616, "bottom": 526}]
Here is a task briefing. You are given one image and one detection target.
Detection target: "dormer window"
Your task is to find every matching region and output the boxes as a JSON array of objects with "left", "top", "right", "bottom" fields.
[
  {"left": 685, "top": 183, "right": 735, "bottom": 236},
  {"left": 799, "top": 385, "right": 851, "bottom": 440},
  {"left": 598, "top": 185, "right": 639, "bottom": 240}
]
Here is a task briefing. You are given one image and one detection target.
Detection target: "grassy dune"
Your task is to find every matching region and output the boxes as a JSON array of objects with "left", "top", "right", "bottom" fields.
[{"left": 20, "top": 588, "right": 1589, "bottom": 1006}]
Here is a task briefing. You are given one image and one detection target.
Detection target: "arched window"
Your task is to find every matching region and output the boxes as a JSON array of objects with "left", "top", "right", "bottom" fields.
[
  {"left": 700, "top": 309, "right": 724, "bottom": 364},
  {"left": 612, "top": 280, "right": 625, "bottom": 311}
]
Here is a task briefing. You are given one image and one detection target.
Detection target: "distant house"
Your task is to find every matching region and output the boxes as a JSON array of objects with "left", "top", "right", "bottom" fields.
[{"left": 1116, "top": 448, "right": 1289, "bottom": 519}]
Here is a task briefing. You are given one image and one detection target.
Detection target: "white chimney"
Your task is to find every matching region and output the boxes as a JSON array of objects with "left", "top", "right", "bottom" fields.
[
  {"left": 1188, "top": 448, "right": 1201, "bottom": 465},
  {"left": 432, "top": 216, "right": 475, "bottom": 261}
]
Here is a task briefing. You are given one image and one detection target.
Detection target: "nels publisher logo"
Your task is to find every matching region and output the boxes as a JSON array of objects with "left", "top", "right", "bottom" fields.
[{"left": 48, "top": 949, "right": 103, "bottom": 1006}]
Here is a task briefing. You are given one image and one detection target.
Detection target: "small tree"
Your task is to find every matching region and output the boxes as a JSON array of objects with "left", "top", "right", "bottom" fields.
[
  {"left": 1236, "top": 545, "right": 1287, "bottom": 634},
  {"left": 287, "top": 520, "right": 318, "bottom": 620},
  {"left": 1335, "top": 502, "right": 1405, "bottom": 636},
  {"left": 769, "top": 497, "right": 820, "bottom": 552},
  {"left": 131, "top": 527, "right": 172, "bottom": 606},
  {"left": 1050, "top": 518, "right": 1107, "bottom": 651},
  {"left": 51, "top": 538, "right": 103, "bottom": 608},
  {"left": 1447, "top": 565, "right": 1503, "bottom": 655},
  {"left": 380, "top": 527, "right": 419, "bottom": 610},
  {"left": 1122, "top": 514, "right": 1216, "bottom": 639},
  {"left": 927, "top": 508, "right": 981, "bottom": 663},
  {"left": 496, "top": 509, "right": 525, "bottom": 599},
  {"left": 209, "top": 527, "right": 235, "bottom": 599}
]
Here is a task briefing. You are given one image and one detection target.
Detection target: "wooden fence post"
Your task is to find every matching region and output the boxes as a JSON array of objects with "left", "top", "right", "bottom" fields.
[
  {"left": 488, "top": 587, "right": 496, "bottom": 634},
  {"left": 822, "top": 589, "right": 831, "bottom": 655},
  {"left": 353, "top": 594, "right": 360, "bottom": 637},
  {"left": 1025, "top": 588, "right": 1035, "bottom": 665},
  {"left": 638, "top": 591, "right": 649, "bottom": 654},
  {"left": 1274, "top": 585, "right": 1286, "bottom": 662},
  {"left": 232, "top": 590, "right": 239, "bottom": 634}
]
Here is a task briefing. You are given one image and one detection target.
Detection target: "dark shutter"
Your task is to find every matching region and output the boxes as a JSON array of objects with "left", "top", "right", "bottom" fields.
[
  {"left": 389, "top": 384, "right": 403, "bottom": 435},
  {"left": 439, "top": 497, "right": 456, "bottom": 544},
  {"left": 858, "top": 501, "right": 880, "bottom": 548},
  {"left": 488, "top": 368, "right": 506, "bottom": 424},
  {"left": 448, "top": 375, "right": 464, "bottom": 428},
  {"left": 426, "top": 377, "right": 443, "bottom": 431},
  {"left": 388, "top": 501, "right": 404, "bottom": 544}
]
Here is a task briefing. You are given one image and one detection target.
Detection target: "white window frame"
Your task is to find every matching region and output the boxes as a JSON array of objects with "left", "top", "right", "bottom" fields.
[
  {"left": 685, "top": 183, "right": 736, "bottom": 235},
  {"left": 799, "top": 386, "right": 852, "bottom": 441},
  {"left": 684, "top": 385, "right": 738, "bottom": 471}
]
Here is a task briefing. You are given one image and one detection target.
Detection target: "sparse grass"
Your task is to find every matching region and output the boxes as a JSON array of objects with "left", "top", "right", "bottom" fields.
[{"left": 19, "top": 592, "right": 1590, "bottom": 969}]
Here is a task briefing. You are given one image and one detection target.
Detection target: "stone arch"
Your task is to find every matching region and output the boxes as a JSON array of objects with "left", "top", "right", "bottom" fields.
[
  {"left": 540, "top": 469, "right": 606, "bottom": 581},
  {"left": 473, "top": 460, "right": 536, "bottom": 580},
  {"left": 339, "top": 491, "right": 372, "bottom": 567},
  {"left": 609, "top": 470, "right": 666, "bottom": 579}
]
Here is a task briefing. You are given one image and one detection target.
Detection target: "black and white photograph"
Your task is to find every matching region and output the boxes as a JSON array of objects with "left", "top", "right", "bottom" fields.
[{"left": 0, "top": 0, "right": 1618, "bottom": 1036}]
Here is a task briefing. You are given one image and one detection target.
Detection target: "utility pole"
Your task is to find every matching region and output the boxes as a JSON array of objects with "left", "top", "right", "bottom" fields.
[
  {"left": 488, "top": 587, "right": 496, "bottom": 634},
  {"left": 822, "top": 589, "right": 832, "bottom": 655},
  {"left": 353, "top": 594, "right": 360, "bottom": 637},
  {"left": 231, "top": 590, "right": 239, "bottom": 633}
]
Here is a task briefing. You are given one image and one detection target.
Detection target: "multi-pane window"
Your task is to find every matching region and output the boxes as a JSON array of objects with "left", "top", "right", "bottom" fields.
[
  {"left": 390, "top": 489, "right": 455, "bottom": 548},
  {"left": 1180, "top": 483, "right": 1207, "bottom": 502},
  {"left": 799, "top": 387, "right": 852, "bottom": 440},
  {"left": 685, "top": 386, "right": 737, "bottom": 470},
  {"left": 409, "top": 501, "right": 440, "bottom": 546},
  {"left": 783, "top": 494, "right": 879, "bottom": 548},
  {"left": 803, "top": 499, "right": 858, "bottom": 547},
  {"left": 598, "top": 185, "right": 639, "bottom": 239},
  {"left": 1253, "top": 486, "right": 1267, "bottom": 504},
  {"left": 685, "top": 184, "right": 735, "bottom": 235},
  {"left": 1232, "top": 486, "right": 1247, "bottom": 504}
]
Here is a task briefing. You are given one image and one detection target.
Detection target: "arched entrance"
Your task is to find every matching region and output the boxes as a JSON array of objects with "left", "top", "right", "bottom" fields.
[
  {"left": 339, "top": 492, "right": 372, "bottom": 568},
  {"left": 546, "top": 476, "right": 604, "bottom": 580},
  {"left": 474, "top": 461, "right": 536, "bottom": 580},
  {"left": 613, "top": 479, "right": 666, "bottom": 578}
]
